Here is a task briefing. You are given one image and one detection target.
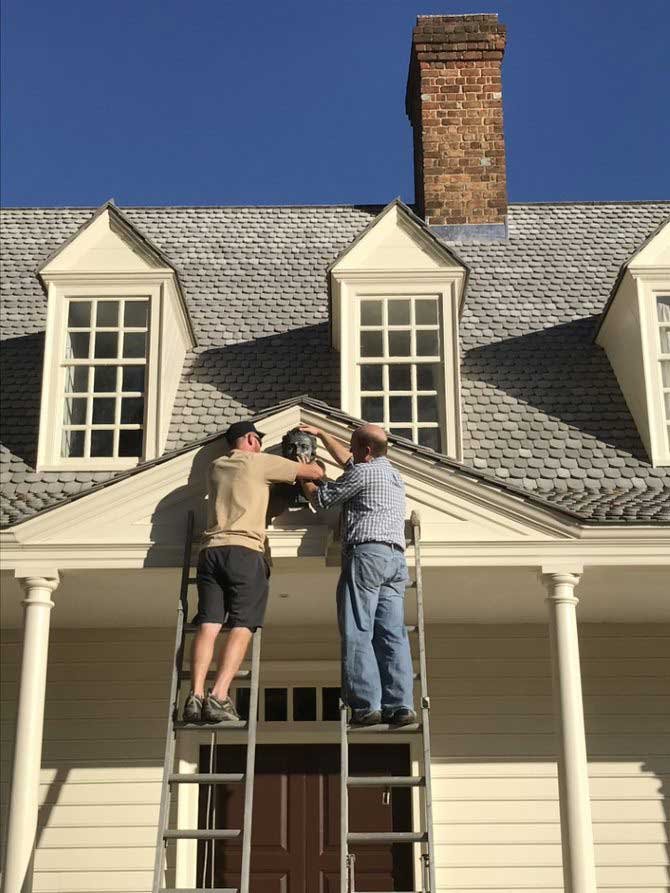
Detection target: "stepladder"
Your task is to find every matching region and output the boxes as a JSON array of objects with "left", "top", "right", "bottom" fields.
[
  {"left": 152, "top": 511, "right": 262, "bottom": 893},
  {"left": 340, "top": 511, "right": 436, "bottom": 893}
]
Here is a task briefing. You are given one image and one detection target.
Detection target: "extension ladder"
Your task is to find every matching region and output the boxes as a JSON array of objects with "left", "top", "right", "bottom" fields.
[
  {"left": 152, "top": 511, "right": 262, "bottom": 893},
  {"left": 339, "top": 510, "right": 436, "bottom": 893}
]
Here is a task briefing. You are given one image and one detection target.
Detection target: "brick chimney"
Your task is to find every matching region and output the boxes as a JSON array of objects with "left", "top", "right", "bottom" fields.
[{"left": 406, "top": 14, "right": 508, "bottom": 236}]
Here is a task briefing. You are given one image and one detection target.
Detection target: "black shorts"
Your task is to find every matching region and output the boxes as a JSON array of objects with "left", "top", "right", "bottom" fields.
[{"left": 194, "top": 546, "right": 270, "bottom": 630}]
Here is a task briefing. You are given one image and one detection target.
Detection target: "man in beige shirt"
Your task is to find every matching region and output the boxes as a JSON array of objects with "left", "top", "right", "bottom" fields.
[{"left": 184, "top": 420, "right": 324, "bottom": 723}]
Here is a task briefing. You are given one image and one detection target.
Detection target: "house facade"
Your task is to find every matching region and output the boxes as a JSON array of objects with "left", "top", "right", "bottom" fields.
[{"left": 1, "top": 13, "right": 669, "bottom": 893}]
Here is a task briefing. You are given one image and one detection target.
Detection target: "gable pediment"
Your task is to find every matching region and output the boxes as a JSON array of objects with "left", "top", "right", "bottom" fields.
[{"left": 8, "top": 402, "right": 576, "bottom": 568}]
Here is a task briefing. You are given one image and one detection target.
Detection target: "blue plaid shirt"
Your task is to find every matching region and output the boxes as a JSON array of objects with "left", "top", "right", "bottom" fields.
[{"left": 313, "top": 457, "right": 406, "bottom": 550}]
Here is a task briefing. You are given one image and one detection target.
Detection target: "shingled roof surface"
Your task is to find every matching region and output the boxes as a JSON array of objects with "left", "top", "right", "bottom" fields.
[{"left": 1, "top": 201, "right": 669, "bottom": 527}]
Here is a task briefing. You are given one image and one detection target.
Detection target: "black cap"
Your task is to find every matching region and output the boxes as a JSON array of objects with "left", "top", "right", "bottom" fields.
[{"left": 224, "top": 420, "right": 265, "bottom": 446}]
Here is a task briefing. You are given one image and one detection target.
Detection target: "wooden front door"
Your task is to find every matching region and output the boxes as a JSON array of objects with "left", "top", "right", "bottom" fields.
[{"left": 197, "top": 743, "right": 413, "bottom": 892}]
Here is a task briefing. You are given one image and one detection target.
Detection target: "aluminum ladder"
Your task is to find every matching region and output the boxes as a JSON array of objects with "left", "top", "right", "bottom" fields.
[
  {"left": 339, "top": 511, "right": 436, "bottom": 893},
  {"left": 152, "top": 510, "right": 262, "bottom": 893}
]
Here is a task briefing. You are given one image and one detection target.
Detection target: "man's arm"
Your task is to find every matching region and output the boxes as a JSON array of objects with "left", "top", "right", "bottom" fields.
[
  {"left": 301, "top": 461, "right": 365, "bottom": 510},
  {"left": 299, "top": 424, "right": 351, "bottom": 468}
]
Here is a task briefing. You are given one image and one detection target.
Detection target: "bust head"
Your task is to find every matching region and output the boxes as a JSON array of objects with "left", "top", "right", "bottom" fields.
[{"left": 281, "top": 427, "right": 317, "bottom": 463}]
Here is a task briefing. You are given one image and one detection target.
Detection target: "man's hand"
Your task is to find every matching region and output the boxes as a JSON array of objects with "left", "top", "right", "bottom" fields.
[
  {"left": 299, "top": 424, "right": 351, "bottom": 468},
  {"left": 299, "top": 424, "right": 322, "bottom": 438}
]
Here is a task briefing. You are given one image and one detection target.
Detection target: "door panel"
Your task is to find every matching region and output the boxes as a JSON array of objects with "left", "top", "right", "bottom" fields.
[{"left": 198, "top": 744, "right": 413, "bottom": 892}]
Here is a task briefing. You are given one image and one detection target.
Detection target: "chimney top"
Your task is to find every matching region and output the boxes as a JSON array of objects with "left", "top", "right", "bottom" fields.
[{"left": 406, "top": 12, "right": 508, "bottom": 237}]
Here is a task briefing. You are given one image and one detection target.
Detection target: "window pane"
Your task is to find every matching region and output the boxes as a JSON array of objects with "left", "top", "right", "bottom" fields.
[
  {"left": 418, "top": 395, "right": 438, "bottom": 421},
  {"left": 388, "top": 331, "right": 411, "bottom": 356},
  {"left": 388, "top": 300, "right": 410, "bottom": 325},
  {"left": 124, "top": 301, "right": 149, "bottom": 327},
  {"left": 390, "top": 427, "right": 413, "bottom": 441},
  {"left": 118, "top": 428, "right": 143, "bottom": 457},
  {"left": 657, "top": 297, "right": 670, "bottom": 323},
  {"left": 65, "top": 332, "right": 90, "bottom": 359},
  {"left": 67, "top": 301, "right": 91, "bottom": 327},
  {"left": 361, "top": 396, "right": 384, "bottom": 423},
  {"left": 416, "top": 330, "right": 439, "bottom": 356},
  {"left": 361, "top": 364, "right": 383, "bottom": 392},
  {"left": 415, "top": 299, "right": 438, "bottom": 324},
  {"left": 92, "top": 397, "right": 116, "bottom": 424},
  {"left": 94, "top": 332, "right": 118, "bottom": 359},
  {"left": 94, "top": 366, "right": 118, "bottom": 393},
  {"left": 90, "top": 429, "right": 114, "bottom": 457},
  {"left": 360, "top": 330, "right": 383, "bottom": 358},
  {"left": 662, "top": 361, "right": 670, "bottom": 387},
  {"left": 389, "top": 364, "right": 411, "bottom": 391},
  {"left": 61, "top": 429, "right": 85, "bottom": 458},
  {"left": 322, "top": 687, "right": 340, "bottom": 722},
  {"left": 121, "top": 397, "right": 144, "bottom": 424},
  {"left": 65, "top": 365, "right": 89, "bottom": 393},
  {"left": 360, "top": 300, "right": 382, "bottom": 326},
  {"left": 235, "top": 687, "right": 250, "bottom": 721},
  {"left": 123, "top": 332, "right": 146, "bottom": 358},
  {"left": 660, "top": 327, "right": 670, "bottom": 354},
  {"left": 416, "top": 364, "right": 438, "bottom": 391},
  {"left": 293, "top": 687, "right": 317, "bottom": 721},
  {"left": 63, "top": 397, "right": 87, "bottom": 425},
  {"left": 265, "top": 688, "right": 287, "bottom": 721},
  {"left": 389, "top": 396, "right": 412, "bottom": 422},
  {"left": 122, "top": 366, "right": 146, "bottom": 392},
  {"left": 96, "top": 301, "right": 119, "bottom": 327},
  {"left": 418, "top": 427, "right": 441, "bottom": 451}
]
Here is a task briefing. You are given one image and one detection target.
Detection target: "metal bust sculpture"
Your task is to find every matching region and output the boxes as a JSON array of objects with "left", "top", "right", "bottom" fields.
[{"left": 267, "top": 428, "right": 318, "bottom": 517}]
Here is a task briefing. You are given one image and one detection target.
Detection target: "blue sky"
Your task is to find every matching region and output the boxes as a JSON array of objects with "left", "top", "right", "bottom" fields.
[{"left": 1, "top": 0, "right": 668, "bottom": 207}]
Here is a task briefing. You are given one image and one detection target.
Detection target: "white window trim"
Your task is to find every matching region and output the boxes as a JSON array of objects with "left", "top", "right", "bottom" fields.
[
  {"left": 635, "top": 272, "right": 670, "bottom": 467},
  {"left": 334, "top": 271, "right": 463, "bottom": 460},
  {"left": 37, "top": 273, "right": 169, "bottom": 471}
]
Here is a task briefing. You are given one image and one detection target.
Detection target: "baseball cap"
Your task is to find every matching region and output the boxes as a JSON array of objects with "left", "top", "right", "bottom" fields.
[{"left": 224, "top": 420, "right": 265, "bottom": 446}]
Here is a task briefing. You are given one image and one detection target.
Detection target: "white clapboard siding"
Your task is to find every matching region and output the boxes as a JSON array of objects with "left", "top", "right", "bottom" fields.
[
  {"left": 427, "top": 623, "right": 670, "bottom": 892},
  {"left": 1, "top": 623, "right": 669, "bottom": 893}
]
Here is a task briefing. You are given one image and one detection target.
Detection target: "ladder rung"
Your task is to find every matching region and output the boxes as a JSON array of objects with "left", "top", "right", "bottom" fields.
[
  {"left": 203, "top": 669, "right": 251, "bottom": 679},
  {"left": 169, "top": 772, "right": 244, "bottom": 784},
  {"left": 347, "top": 723, "right": 422, "bottom": 734},
  {"left": 187, "top": 576, "right": 198, "bottom": 585},
  {"left": 174, "top": 720, "right": 248, "bottom": 730},
  {"left": 164, "top": 829, "right": 241, "bottom": 840},
  {"left": 347, "top": 775, "right": 425, "bottom": 787},
  {"left": 347, "top": 831, "right": 428, "bottom": 843}
]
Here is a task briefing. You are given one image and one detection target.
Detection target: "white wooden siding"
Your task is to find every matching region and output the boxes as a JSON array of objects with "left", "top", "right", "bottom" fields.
[{"left": 1, "top": 623, "right": 668, "bottom": 892}]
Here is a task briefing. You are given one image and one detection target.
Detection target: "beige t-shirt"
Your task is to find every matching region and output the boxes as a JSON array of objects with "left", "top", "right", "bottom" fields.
[{"left": 201, "top": 450, "right": 299, "bottom": 553}]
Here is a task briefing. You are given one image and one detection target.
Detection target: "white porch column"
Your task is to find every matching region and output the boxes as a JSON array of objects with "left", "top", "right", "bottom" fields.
[
  {"left": 3, "top": 572, "right": 59, "bottom": 893},
  {"left": 542, "top": 568, "right": 597, "bottom": 893}
]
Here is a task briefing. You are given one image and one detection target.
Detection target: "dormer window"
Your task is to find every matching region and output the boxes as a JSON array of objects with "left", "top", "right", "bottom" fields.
[
  {"left": 329, "top": 200, "right": 468, "bottom": 461},
  {"left": 358, "top": 295, "right": 443, "bottom": 450},
  {"left": 36, "top": 202, "right": 195, "bottom": 471},
  {"left": 655, "top": 296, "right": 670, "bottom": 451},
  {"left": 62, "top": 297, "right": 149, "bottom": 459}
]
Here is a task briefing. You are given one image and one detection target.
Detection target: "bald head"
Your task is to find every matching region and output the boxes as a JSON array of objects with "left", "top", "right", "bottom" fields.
[{"left": 351, "top": 424, "right": 388, "bottom": 463}]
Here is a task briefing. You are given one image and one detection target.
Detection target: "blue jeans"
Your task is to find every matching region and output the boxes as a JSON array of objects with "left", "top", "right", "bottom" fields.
[{"left": 337, "top": 542, "right": 414, "bottom": 712}]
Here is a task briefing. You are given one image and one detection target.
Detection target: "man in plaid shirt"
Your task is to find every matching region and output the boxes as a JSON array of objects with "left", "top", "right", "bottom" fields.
[{"left": 300, "top": 423, "right": 416, "bottom": 727}]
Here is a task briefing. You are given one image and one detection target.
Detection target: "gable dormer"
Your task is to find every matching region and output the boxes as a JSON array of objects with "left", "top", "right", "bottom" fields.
[
  {"left": 36, "top": 202, "right": 195, "bottom": 471},
  {"left": 329, "top": 199, "right": 468, "bottom": 460},
  {"left": 596, "top": 217, "right": 670, "bottom": 466}
]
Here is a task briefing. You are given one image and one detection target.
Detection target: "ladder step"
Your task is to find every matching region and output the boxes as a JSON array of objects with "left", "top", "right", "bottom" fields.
[
  {"left": 164, "top": 829, "right": 241, "bottom": 840},
  {"left": 174, "top": 720, "right": 248, "bottom": 731},
  {"left": 187, "top": 576, "right": 198, "bottom": 585},
  {"left": 169, "top": 772, "right": 244, "bottom": 784},
  {"left": 347, "top": 775, "right": 425, "bottom": 787},
  {"left": 347, "top": 723, "right": 422, "bottom": 734},
  {"left": 347, "top": 831, "right": 428, "bottom": 844},
  {"left": 203, "top": 669, "right": 251, "bottom": 679}
]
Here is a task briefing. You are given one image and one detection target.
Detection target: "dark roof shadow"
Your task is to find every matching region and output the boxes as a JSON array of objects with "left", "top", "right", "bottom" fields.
[
  {"left": 461, "top": 316, "right": 650, "bottom": 462},
  {"left": 0, "top": 331, "right": 44, "bottom": 468}
]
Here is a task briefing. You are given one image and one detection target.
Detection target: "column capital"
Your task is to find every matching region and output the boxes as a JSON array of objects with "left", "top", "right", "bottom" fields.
[
  {"left": 540, "top": 568, "right": 581, "bottom": 606},
  {"left": 15, "top": 571, "right": 60, "bottom": 606}
]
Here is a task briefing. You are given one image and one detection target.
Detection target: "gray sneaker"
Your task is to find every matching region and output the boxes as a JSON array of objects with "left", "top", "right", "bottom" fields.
[
  {"left": 203, "top": 692, "right": 240, "bottom": 723},
  {"left": 183, "top": 691, "right": 203, "bottom": 724}
]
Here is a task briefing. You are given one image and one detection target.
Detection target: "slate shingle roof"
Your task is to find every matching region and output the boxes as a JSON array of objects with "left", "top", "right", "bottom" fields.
[{"left": 1, "top": 201, "right": 669, "bottom": 527}]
